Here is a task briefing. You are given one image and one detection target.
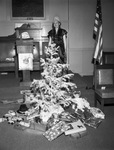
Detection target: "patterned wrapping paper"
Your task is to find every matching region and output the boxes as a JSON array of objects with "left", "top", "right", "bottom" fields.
[
  {"left": 90, "top": 107, "right": 105, "bottom": 119},
  {"left": 75, "top": 107, "right": 105, "bottom": 129},
  {"left": 83, "top": 117, "right": 103, "bottom": 128},
  {"left": 43, "top": 121, "right": 70, "bottom": 141}
]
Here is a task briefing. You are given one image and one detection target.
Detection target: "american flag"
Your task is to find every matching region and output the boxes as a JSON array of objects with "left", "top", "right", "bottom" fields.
[{"left": 92, "top": 0, "right": 103, "bottom": 65}]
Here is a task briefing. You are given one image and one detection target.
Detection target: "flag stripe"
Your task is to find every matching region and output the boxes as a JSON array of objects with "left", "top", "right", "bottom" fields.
[{"left": 92, "top": 0, "right": 103, "bottom": 65}]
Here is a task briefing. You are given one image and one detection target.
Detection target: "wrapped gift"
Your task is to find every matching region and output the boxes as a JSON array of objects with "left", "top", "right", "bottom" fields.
[
  {"left": 30, "top": 122, "right": 46, "bottom": 132},
  {"left": 65, "top": 120, "right": 86, "bottom": 135},
  {"left": 59, "top": 112, "right": 77, "bottom": 123},
  {"left": 70, "top": 130, "right": 87, "bottom": 139},
  {"left": 46, "top": 114, "right": 59, "bottom": 130},
  {"left": 83, "top": 117, "right": 103, "bottom": 128},
  {"left": 14, "top": 123, "right": 27, "bottom": 131},
  {"left": 90, "top": 107, "right": 105, "bottom": 119},
  {"left": 43, "top": 121, "right": 70, "bottom": 141}
]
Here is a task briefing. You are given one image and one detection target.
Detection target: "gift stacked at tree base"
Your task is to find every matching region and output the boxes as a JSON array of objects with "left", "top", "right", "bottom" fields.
[
  {"left": 65, "top": 119, "right": 87, "bottom": 136},
  {"left": 0, "top": 45, "right": 105, "bottom": 141}
]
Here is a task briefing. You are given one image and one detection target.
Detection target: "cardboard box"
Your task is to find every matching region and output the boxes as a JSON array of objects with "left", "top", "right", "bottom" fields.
[
  {"left": 65, "top": 120, "right": 86, "bottom": 135},
  {"left": 70, "top": 130, "right": 87, "bottom": 139}
]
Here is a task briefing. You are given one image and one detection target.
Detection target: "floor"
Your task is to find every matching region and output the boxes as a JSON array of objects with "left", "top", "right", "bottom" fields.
[{"left": 0, "top": 71, "right": 114, "bottom": 150}]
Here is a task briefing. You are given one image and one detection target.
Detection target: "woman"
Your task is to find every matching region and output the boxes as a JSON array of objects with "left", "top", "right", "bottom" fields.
[{"left": 48, "top": 16, "right": 67, "bottom": 63}]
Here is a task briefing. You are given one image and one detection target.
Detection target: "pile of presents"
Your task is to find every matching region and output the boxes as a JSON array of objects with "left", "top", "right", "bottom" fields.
[{"left": 0, "top": 46, "right": 105, "bottom": 141}]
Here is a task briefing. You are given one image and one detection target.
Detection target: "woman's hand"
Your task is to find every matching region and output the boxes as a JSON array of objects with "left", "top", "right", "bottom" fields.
[{"left": 51, "top": 43, "right": 56, "bottom": 48}]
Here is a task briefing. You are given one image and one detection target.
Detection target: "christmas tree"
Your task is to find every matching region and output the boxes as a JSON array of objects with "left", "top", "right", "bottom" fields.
[
  {"left": 24, "top": 45, "right": 91, "bottom": 122},
  {"left": 1, "top": 45, "right": 105, "bottom": 141}
]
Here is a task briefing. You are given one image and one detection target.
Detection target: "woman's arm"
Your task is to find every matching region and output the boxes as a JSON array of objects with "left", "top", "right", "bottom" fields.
[
  {"left": 48, "top": 36, "right": 52, "bottom": 46},
  {"left": 63, "top": 35, "right": 67, "bottom": 53},
  {"left": 63, "top": 34, "right": 67, "bottom": 53},
  {"left": 63, "top": 34, "right": 67, "bottom": 63}
]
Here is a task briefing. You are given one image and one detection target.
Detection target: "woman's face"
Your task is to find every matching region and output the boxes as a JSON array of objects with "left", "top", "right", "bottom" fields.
[{"left": 54, "top": 20, "right": 60, "bottom": 28}]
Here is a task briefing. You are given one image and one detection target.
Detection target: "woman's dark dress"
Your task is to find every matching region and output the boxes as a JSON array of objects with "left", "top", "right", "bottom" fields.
[{"left": 48, "top": 28, "right": 67, "bottom": 63}]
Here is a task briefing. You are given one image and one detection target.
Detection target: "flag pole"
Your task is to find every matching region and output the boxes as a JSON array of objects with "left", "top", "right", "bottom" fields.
[
  {"left": 86, "top": 0, "right": 103, "bottom": 90},
  {"left": 67, "top": 0, "right": 69, "bottom": 65}
]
